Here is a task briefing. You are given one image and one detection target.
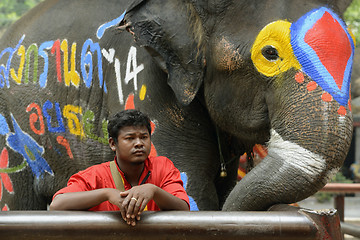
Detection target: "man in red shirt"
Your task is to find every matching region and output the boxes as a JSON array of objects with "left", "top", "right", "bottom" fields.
[{"left": 50, "top": 110, "right": 190, "bottom": 226}]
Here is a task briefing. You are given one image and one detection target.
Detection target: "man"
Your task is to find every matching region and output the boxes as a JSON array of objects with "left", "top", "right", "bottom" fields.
[{"left": 50, "top": 110, "right": 190, "bottom": 226}]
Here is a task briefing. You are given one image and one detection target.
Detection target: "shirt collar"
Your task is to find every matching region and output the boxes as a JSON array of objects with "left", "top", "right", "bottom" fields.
[{"left": 113, "top": 156, "right": 152, "bottom": 186}]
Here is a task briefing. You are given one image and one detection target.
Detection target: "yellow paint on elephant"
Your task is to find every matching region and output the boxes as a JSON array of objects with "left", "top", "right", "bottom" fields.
[
  {"left": 24, "top": 145, "right": 36, "bottom": 161},
  {"left": 10, "top": 45, "right": 25, "bottom": 84},
  {"left": 251, "top": 20, "right": 301, "bottom": 77},
  {"left": 63, "top": 105, "right": 85, "bottom": 137},
  {"left": 139, "top": 84, "right": 146, "bottom": 101},
  {"left": 61, "top": 40, "right": 80, "bottom": 87},
  {"left": 348, "top": 28, "right": 357, "bottom": 48}
]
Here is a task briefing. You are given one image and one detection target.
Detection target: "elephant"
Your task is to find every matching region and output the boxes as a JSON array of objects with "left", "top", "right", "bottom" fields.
[{"left": 0, "top": 0, "right": 355, "bottom": 211}]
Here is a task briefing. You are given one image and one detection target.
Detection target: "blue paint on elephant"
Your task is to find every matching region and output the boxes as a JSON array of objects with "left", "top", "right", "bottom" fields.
[
  {"left": 81, "top": 39, "right": 106, "bottom": 92},
  {"left": 6, "top": 115, "right": 53, "bottom": 178},
  {"left": 0, "top": 35, "right": 25, "bottom": 88},
  {"left": 180, "top": 172, "right": 199, "bottom": 211},
  {"left": 96, "top": 10, "right": 126, "bottom": 39},
  {"left": 39, "top": 40, "right": 55, "bottom": 88},
  {"left": 0, "top": 113, "right": 9, "bottom": 135},
  {"left": 43, "top": 100, "right": 66, "bottom": 133},
  {"left": 290, "top": 7, "right": 354, "bottom": 106}
]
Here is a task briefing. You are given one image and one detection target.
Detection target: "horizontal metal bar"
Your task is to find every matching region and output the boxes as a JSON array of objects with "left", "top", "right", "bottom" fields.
[
  {"left": 341, "top": 222, "right": 360, "bottom": 238},
  {"left": 0, "top": 205, "right": 342, "bottom": 240},
  {"left": 319, "top": 183, "right": 360, "bottom": 193}
]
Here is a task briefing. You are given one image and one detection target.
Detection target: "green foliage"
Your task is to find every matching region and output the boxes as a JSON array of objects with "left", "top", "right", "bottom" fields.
[
  {"left": 314, "top": 171, "right": 353, "bottom": 203},
  {"left": 0, "top": 0, "right": 43, "bottom": 34},
  {"left": 344, "top": 0, "right": 360, "bottom": 46}
]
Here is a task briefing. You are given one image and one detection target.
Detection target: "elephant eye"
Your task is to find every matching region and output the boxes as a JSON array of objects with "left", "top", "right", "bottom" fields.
[{"left": 261, "top": 45, "right": 279, "bottom": 61}]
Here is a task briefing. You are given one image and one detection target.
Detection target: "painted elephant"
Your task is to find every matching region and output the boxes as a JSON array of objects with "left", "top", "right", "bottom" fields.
[{"left": 0, "top": 0, "right": 355, "bottom": 211}]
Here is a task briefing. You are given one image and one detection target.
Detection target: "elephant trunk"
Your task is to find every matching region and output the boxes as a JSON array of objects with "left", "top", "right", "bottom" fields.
[
  {"left": 222, "top": 72, "right": 353, "bottom": 211},
  {"left": 223, "top": 128, "right": 349, "bottom": 211}
]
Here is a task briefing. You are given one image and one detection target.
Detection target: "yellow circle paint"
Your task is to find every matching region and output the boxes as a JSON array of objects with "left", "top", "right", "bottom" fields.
[
  {"left": 251, "top": 20, "right": 301, "bottom": 77},
  {"left": 139, "top": 84, "right": 146, "bottom": 101}
]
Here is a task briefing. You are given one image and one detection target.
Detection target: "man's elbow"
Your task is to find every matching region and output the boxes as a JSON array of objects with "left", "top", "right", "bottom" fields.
[{"left": 49, "top": 195, "right": 62, "bottom": 210}]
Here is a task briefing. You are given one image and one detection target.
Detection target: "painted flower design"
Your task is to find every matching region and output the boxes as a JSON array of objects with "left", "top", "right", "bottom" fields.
[{"left": 0, "top": 148, "right": 14, "bottom": 201}]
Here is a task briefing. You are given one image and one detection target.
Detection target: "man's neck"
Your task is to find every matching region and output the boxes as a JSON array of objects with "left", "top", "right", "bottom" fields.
[{"left": 117, "top": 160, "right": 145, "bottom": 186}]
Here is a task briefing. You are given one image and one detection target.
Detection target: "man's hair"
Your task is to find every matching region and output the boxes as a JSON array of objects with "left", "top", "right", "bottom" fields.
[{"left": 107, "top": 109, "right": 151, "bottom": 142}]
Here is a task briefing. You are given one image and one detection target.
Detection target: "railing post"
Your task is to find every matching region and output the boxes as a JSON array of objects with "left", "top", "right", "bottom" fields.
[{"left": 334, "top": 194, "right": 345, "bottom": 222}]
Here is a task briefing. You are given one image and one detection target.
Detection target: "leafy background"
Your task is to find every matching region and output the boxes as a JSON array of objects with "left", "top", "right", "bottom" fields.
[
  {"left": 0, "top": 0, "right": 43, "bottom": 36},
  {"left": 345, "top": 0, "right": 360, "bottom": 45},
  {"left": 0, "top": 0, "right": 359, "bottom": 45}
]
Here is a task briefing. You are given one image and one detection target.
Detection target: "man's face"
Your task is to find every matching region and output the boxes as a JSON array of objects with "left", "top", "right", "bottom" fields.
[{"left": 110, "top": 125, "right": 151, "bottom": 165}]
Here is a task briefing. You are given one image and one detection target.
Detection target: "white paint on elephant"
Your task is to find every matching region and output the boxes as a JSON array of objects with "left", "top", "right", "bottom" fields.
[
  {"left": 115, "top": 58, "right": 124, "bottom": 105},
  {"left": 338, "top": 114, "right": 346, "bottom": 125},
  {"left": 267, "top": 129, "right": 335, "bottom": 182},
  {"left": 111, "top": 46, "right": 145, "bottom": 105},
  {"left": 102, "top": 48, "right": 115, "bottom": 63},
  {"left": 125, "top": 46, "right": 144, "bottom": 91}
]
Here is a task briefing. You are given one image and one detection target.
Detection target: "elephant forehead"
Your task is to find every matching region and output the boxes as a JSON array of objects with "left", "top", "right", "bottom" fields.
[
  {"left": 290, "top": 7, "right": 355, "bottom": 106},
  {"left": 213, "top": 37, "right": 245, "bottom": 72}
]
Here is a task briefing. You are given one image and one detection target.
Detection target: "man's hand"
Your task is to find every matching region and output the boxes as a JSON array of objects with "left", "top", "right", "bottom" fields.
[{"left": 118, "top": 184, "right": 157, "bottom": 226}]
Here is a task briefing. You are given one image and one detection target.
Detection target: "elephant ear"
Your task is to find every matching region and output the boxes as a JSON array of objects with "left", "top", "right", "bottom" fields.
[{"left": 121, "top": 0, "right": 206, "bottom": 105}]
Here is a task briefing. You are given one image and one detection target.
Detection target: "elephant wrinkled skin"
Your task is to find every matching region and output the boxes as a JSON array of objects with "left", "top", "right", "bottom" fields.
[{"left": 0, "top": 0, "right": 354, "bottom": 211}]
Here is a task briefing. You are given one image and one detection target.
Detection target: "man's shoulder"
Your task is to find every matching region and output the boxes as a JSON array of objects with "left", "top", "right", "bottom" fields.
[{"left": 148, "top": 156, "right": 177, "bottom": 171}]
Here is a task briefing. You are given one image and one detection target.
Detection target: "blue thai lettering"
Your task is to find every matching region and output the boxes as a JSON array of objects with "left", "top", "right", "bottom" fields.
[
  {"left": 0, "top": 35, "right": 25, "bottom": 88},
  {"left": 38, "top": 41, "right": 54, "bottom": 88},
  {"left": 43, "top": 100, "right": 65, "bottom": 133},
  {"left": 81, "top": 39, "right": 105, "bottom": 92}
]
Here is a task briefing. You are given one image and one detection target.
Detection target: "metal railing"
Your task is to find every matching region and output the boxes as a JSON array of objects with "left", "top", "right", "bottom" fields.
[
  {"left": 319, "top": 183, "right": 360, "bottom": 238},
  {"left": 0, "top": 204, "right": 342, "bottom": 240}
]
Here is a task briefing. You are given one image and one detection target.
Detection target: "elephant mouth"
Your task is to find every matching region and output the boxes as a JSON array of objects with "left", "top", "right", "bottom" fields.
[{"left": 266, "top": 129, "right": 335, "bottom": 184}]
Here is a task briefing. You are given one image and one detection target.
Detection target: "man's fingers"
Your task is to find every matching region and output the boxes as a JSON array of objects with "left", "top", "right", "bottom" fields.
[
  {"left": 120, "top": 191, "right": 129, "bottom": 197},
  {"left": 132, "top": 196, "right": 144, "bottom": 216},
  {"left": 120, "top": 206, "right": 127, "bottom": 221},
  {"left": 126, "top": 196, "right": 138, "bottom": 219}
]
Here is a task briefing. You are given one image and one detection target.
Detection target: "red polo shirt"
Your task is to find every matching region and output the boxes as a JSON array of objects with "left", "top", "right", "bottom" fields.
[{"left": 53, "top": 156, "right": 190, "bottom": 211}]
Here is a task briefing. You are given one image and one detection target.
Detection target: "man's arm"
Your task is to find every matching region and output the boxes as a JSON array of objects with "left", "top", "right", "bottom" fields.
[
  {"left": 120, "top": 183, "right": 189, "bottom": 223},
  {"left": 49, "top": 188, "right": 121, "bottom": 210},
  {"left": 152, "top": 185, "right": 189, "bottom": 211}
]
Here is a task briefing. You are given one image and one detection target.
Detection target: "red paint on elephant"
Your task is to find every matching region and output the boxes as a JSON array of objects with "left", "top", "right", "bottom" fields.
[
  {"left": 0, "top": 148, "right": 14, "bottom": 201},
  {"left": 1, "top": 204, "right": 8, "bottom": 211},
  {"left": 51, "top": 39, "right": 62, "bottom": 83},
  {"left": 337, "top": 106, "right": 346, "bottom": 116},
  {"left": 26, "top": 103, "right": 45, "bottom": 135},
  {"left": 56, "top": 136, "right": 74, "bottom": 159},
  {"left": 321, "top": 92, "right": 333, "bottom": 102},
  {"left": 307, "top": 81, "right": 317, "bottom": 91},
  {"left": 295, "top": 72, "right": 304, "bottom": 84},
  {"left": 304, "top": 11, "right": 352, "bottom": 91},
  {"left": 125, "top": 94, "right": 135, "bottom": 110}
]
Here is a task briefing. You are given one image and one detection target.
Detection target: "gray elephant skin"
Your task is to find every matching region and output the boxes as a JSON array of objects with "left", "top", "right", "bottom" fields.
[{"left": 0, "top": 0, "right": 355, "bottom": 211}]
